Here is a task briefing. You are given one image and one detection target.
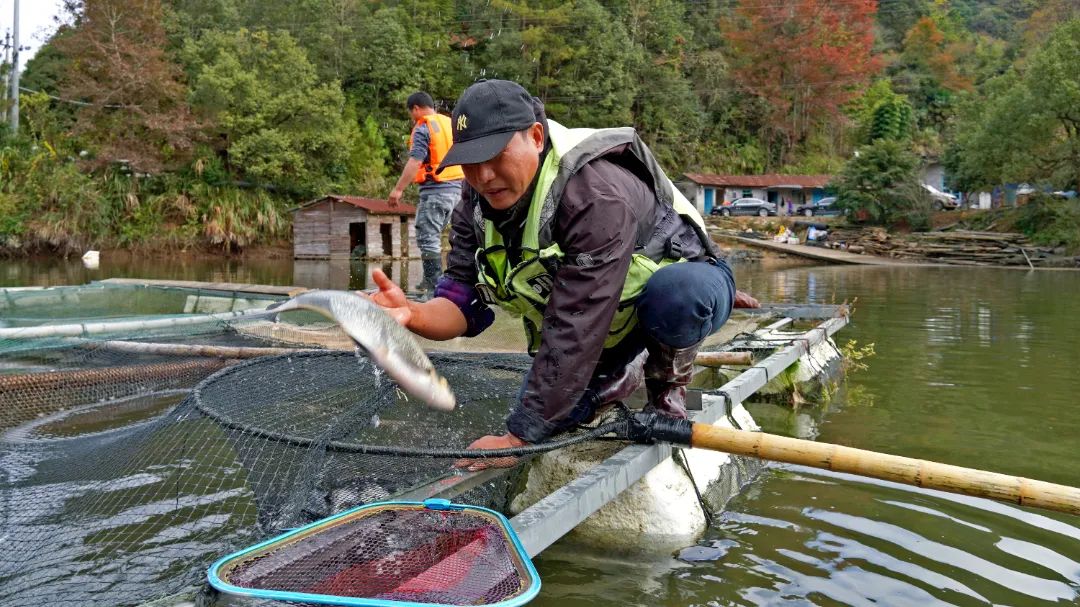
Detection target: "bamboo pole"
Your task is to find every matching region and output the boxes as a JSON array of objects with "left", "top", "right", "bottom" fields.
[
  {"left": 0, "top": 308, "right": 271, "bottom": 339},
  {"left": 689, "top": 423, "right": 1080, "bottom": 516},
  {"left": 76, "top": 340, "right": 314, "bottom": 358},
  {"left": 694, "top": 351, "right": 753, "bottom": 367}
]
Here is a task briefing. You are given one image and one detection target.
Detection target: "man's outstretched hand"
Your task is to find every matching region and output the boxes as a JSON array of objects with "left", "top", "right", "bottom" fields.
[
  {"left": 364, "top": 269, "right": 413, "bottom": 327},
  {"left": 453, "top": 433, "right": 528, "bottom": 472},
  {"left": 734, "top": 290, "right": 760, "bottom": 309}
]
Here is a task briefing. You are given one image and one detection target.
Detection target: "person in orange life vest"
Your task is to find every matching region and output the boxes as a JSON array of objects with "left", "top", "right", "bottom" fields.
[{"left": 387, "top": 92, "right": 465, "bottom": 292}]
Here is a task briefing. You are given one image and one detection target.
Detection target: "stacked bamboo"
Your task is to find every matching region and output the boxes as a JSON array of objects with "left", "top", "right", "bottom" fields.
[{"left": 825, "top": 229, "right": 1056, "bottom": 267}]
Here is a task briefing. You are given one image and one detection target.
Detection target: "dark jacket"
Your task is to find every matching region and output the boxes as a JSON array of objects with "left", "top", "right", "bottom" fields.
[{"left": 437, "top": 140, "right": 722, "bottom": 442}]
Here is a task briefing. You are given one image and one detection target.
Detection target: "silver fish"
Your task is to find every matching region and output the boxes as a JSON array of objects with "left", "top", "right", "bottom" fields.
[
  {"left": 268, "top": 290, "right": 455, "bottom": 411},
  {"left": 327, "top": 477, "right": 393, "bottom": 512}
]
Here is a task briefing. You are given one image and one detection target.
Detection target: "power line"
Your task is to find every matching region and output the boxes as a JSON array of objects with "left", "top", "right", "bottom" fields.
[
  {"left": 8, "top": 0, "right": 21, "bottom": 135},
  {"left": 19, "top": 85, "right": 127, "bottom": 108}
]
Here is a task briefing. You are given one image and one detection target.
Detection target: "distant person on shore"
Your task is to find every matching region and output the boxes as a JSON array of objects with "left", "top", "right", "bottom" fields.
[{"left": 387, "top": 92, "right": 464, "bottom": 292}]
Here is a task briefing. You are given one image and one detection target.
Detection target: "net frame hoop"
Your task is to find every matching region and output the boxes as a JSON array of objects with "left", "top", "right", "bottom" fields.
[
  {"left": 191, "top": 350, "right": 622, "bottom": 458},
  {"left": 0, "top": 388, "right": 189, "bottom": 445},
  {"left": 207, "top": 499, "right": 542, "bottom": 607}
]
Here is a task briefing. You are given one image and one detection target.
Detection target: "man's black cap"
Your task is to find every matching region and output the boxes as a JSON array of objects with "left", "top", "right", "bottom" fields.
[{"left": 437, "top": 79, "right": 539, "bottom": 172}]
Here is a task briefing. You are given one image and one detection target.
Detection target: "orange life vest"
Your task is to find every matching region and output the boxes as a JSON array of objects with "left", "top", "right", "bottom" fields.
[{"left": 408, "top": 113, "right": 464, "bottom": 184}]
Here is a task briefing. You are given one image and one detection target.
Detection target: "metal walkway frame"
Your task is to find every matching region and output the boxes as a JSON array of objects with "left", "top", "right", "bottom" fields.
[{"left": 399, "top": 304, "right": 849, "bottom": 557}]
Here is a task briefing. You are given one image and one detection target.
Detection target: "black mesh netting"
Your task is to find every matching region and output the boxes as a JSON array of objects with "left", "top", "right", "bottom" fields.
[
  {"left": 0, "top": 323, "right": 541, "bottom": 607},
  {"left": 216, "top": 505, "right": 535, "bottom": 606}
]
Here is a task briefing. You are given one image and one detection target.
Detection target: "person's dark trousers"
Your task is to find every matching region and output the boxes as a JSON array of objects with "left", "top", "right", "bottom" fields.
[
  {"left": 419, "top": 253, "right": 442, "bottom": 292},
  {"left": 509, "top": 338, "right": 648, "bottom": 439},
  {"left": 636, "top": 258, "right": 736, "bottom": 418},
  {"left": 508, "top": 258, "right": 735, "bottom": 439}
]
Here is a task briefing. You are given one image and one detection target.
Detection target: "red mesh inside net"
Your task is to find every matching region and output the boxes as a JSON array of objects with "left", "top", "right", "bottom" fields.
[{"left": 219, "top": 505, "right": 532, "bottom": 605}]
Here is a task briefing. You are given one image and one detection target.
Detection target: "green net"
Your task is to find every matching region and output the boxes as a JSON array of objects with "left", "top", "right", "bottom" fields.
[{"left": 0, "top": 284, "right": 535, "bottom": 607}]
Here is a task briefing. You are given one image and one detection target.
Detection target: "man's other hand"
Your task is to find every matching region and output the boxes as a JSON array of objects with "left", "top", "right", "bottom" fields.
[
  {"left": 734, "top": 290, "right": 760, "bottom": 309},
  {"left": 362, "top": 269, "right": 412, "bottom": 326},
  {"left": 387, "top": 189, "right": 403, "bottom": 207},
  {"left": 453, "top": 433, "right": 528, "bottom": 471}
]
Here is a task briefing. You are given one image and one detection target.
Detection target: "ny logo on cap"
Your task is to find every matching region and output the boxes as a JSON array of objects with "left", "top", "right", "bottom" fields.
[{"left": 456, "top": 114, "right": 468, "bottom": 131}]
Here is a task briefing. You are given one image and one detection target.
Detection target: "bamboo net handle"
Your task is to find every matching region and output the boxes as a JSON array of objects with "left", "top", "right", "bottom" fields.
[
  {"left": 690, "top": 423, "right": 1080, "bottom": 516},
  {"left": 694, "top": 351, "right": 753, "bottom": 367}
]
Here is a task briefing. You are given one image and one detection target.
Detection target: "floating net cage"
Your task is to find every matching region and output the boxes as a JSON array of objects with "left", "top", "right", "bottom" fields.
[
  {"left": 0, "top": 282, "right": 280, "bottom": 327},
  {"left": 209, "top": 499, "right": 540, "bottom": 607},
  {"left": 0, "top": 285, "right": 536, "bottom": 607}
]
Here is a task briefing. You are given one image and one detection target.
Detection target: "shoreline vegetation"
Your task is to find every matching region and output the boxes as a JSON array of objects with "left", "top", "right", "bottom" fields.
[
  {"left": 707, "top": 197, "right": 1080, "bottom": 269},
  {"left": 1, "top": 3, "right": 1078, "bottom": 261}
]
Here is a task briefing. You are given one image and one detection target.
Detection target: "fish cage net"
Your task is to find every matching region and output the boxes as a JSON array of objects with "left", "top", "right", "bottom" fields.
[
  {"left": 213, "top": 503, "right": 537, "bottom": 606},
  {"left": 0, "top": 283, "right": 280, "bottom": 326},
  {"left": 0, "top": 286, "right": 538, "bottom": 607}
]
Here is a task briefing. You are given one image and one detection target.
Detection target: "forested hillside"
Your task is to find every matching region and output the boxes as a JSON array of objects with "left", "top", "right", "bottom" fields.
[{"left": 1, "top": 0, "right": 1077, "bottom": 253}]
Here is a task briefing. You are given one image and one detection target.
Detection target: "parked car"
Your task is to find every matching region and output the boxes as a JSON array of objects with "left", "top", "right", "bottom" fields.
[
  {"left": 794, "top": 197, "right": 842, "bottom": 217},
  {"left": 711, "top": 197, "right": 777, "bottom": 217},
  {"left": 922, "top": 184, "right": 960, "bottom": 210}
]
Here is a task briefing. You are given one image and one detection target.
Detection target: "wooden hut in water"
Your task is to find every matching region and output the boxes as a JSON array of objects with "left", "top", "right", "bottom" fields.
[{"left": 292, "top": 195, "right": 420, "bottom": 260}]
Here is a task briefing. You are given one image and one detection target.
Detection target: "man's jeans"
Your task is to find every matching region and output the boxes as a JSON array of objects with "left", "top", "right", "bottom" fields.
[
  {"left": 636, "top": 257, "right": 736, "bottom": 348},
  {"left": 509, "top": 258, "right": 737, "bottom": 438},
  {"left": 416, "top": 187, "right": 461, "bottom": 256}
]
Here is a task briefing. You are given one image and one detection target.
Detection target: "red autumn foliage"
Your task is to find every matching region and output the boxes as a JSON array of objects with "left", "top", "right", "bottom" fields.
[
  {"left": 724, "top": 0, "right": 881, "bottom": 163},
  {"left": 55, "top": 0, "right": 199, "bottom": 173},
  {"left": 902, "top": 17, "right": 973, "bottom": 92}
]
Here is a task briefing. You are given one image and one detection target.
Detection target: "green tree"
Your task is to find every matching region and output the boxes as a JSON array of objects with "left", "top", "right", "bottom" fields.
[
  {"left": 891, "top": 15, "right": 973, "bottom": 141},
  {"left": 164, "top": 0, "right": 242, "bottom": 42},
  {"left": 344, "top": 110, "right": 392, "bottom": 196},
  {"left": 347, "top": 7, "right": 423, "bottom": 145},
  {"left": 470, "top": 0, "right": 635, "bottom": 129},
  {"left": 54, "top": 0, "right": 200, "bottom": 172},
  {"left": 946, "top": 19, "right": 1080, "bottom": 192},
  {"left": 832, "top": 139, "right": 930, "bottom": 228},
  {"left": 183, "top": 28, "right": 351, "bottom": 194},
  {"left": 849, "top": 80, "right": 913, "bottom": 145},
  {"left": 616, "top": 0, "right": 700, "bottom": 168},
  {"left": 869, "top": 96, "right": 914, "bottom": 143}
]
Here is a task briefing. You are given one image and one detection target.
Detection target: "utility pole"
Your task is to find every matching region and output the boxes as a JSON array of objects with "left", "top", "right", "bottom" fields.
[
  {"left": 2, "top": 31, "right": 10, "bottom": 111},
  {"left": 8, "top": 0, "right": 20, "bottom": 136}
]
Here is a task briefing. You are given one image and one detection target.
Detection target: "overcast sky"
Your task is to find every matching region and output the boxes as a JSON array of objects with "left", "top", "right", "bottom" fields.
[{"left": 1, "top": 0, "right": 66, "bottom": 70}]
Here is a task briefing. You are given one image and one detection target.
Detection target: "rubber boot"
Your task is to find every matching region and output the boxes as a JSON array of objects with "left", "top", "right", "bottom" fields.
[
  {"left": 643, "top": 339, "right": 703, "bottom": 419},
  {"left": 417, "top": 253, "right": 442, "bottom": 292},
  {"left": 578, "top": 349, "right": 647, "bottom": 425},
  {"left": 595, "top": 349, "right": 647, "bottom": 403}
]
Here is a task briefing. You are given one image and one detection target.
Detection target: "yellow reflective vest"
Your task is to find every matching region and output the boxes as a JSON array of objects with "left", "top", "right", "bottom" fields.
[{"left": 473, "top": 120, "right": 710, "bottom": 353}]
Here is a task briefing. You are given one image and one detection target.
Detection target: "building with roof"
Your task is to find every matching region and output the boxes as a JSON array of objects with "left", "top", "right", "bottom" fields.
[
  {"left": 680, "top": 174, "right": 833, "bottom": 215},
  {"left": 292, "top": 195, "right": 420, "bottom": 260}
]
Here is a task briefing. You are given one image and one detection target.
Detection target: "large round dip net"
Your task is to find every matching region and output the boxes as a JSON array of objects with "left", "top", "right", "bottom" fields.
[{"left": 0, "top": 284, "right": 547, "bottom": 607}]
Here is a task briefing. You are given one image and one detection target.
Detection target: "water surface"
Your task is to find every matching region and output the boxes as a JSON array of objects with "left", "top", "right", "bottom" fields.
[
  {"left": 3, "top": 256, "right": 1078, "bottom": 606},
  {"left": 536, "top": 264, "right": 1080, "bottom": 607}
]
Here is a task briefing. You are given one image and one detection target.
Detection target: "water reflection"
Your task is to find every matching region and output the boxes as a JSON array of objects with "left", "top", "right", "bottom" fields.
[
  {"left": 535, "top": 263, "right": 1080, "bottom": 607},
  {"left": 292, "top": 258, "right": 422, "bottom": 292},
  {"left": 0, "top": 254, "right": 434, "bottom": 296}
]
